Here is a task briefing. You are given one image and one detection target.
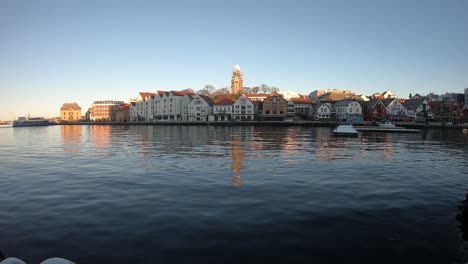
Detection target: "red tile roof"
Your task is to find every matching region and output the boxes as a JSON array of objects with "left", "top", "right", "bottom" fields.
[
  {"left": 140, "top": 92, "right": 156, "bottom": 99},
  {"left": 171, "top": 90, "right": 196, "bottom": 96},
  {"left": 214, "top": 98, "right": 235, "bottom": 105}
]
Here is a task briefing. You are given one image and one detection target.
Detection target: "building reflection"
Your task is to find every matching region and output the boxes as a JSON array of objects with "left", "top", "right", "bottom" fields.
[
  {"left": 90, "top": 125, "right": 111, "bottom": 156},
  {"left": 61, "top": 125, "right": 82, "bottom": 153},
  {"left": 231, "top": 131, "right": 245, "bottom": 186}
]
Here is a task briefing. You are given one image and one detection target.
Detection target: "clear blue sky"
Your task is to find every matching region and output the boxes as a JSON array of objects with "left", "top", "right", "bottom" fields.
[{"left": 1, "top": 0, "right": 467, "bottom": 120}]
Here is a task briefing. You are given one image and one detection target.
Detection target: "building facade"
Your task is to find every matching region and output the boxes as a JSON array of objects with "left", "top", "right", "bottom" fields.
[
  {"left": 231, "top": 65, "right": 243, "bottom": 95},
  {"left": 333, "top": 99, "right": 363, "bottom": 122},
  {"left": 89, "top": 101, "right": 125, "bottom": 121},
  {"left": 60, "top": 102, "right": 82, "bottom": 122},
  {"left": 187, "top": 95, "right": 214, "bottom": 121},
  {"left": 116, "top": 104, "right": 130, "bottom": 122},
  {"left": 262, "top": 91, "right": 288, "bottom": 121},
  {"left": 233, "top": 95, "right": 255, "bottom": 121},
  {"left": 213, "top": 98, "right": 235, "bottom": 121}
]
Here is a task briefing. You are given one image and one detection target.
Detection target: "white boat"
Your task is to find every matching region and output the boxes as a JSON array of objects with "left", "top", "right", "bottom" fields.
[
  {"left": 332, "top": 125, "right": 359, "bottom": 137},
  {"left": 378, "top": 121, "right": 397, "bottom": 128}
]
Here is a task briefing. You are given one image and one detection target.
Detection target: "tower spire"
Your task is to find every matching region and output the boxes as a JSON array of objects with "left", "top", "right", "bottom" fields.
[{"left": 231, "top": 65, "right": 243, "bottom": 95}]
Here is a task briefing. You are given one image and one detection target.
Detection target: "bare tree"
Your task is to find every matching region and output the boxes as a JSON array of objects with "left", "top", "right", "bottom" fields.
[
  {"left": 271, "top": 86, "right": 280, "bottom": 93},
  {"left": 251, "top": 86, "right": 260, "bottom": 94},
  {"left": 260, "top": 84, "right": 271, "bottom": 94},
  {"left": 212, "top": 87, "right": 230, "bottom": 96},
  {"left": 243, "top": 87, "right": 252, "bottom": 94},
  {"left": 197, "top": 84, "right": 215, "bottom": 96}
]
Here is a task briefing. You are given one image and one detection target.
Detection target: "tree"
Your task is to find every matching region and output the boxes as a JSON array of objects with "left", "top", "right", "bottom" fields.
[
  {"left": 409, "top": 93, "right": 412, "bottom": 99},
  {"left": 212, "top": 87, "right": 230, "bottom": 96},
  {"left": 251, "top": 86, "right": 260, "bottom": 94},
  {"left": 260, "top": 84, "right": 271, "bottom": 94},
  {"left": 243, "top": 87, "right": 252, "bottom": 94},
  {"left": 197, "top": 84, "right": 215, "bottom": 96},
  {"left": 271, "top": 86, "right": 280, "bottom": 93}
]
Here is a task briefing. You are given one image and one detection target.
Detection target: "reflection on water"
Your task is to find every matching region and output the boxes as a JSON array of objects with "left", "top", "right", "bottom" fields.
[
  {"left": 457, "top": 190, "right": 468, "bottom": 242},
  {"left": 18, "top": 125, "right": 466, "bottom": 264},
  {"left": 61, "top": 125, "right": 82, "bottom": 153},
  {"left": 231, "top": 131, "right": 244, "bottom": 186}
]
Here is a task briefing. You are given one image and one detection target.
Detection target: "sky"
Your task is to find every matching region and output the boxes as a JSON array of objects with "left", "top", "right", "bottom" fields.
[{"left": 1, "top": 0, "right": 467, "bottom": 120}]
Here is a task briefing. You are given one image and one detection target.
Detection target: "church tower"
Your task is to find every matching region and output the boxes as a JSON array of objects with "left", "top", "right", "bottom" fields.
[{"left": 231, "top": 65, "right": 243, "bottom": 95}]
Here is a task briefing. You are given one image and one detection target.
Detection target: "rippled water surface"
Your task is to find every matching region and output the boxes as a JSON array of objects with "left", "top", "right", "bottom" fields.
[{"left": 1, "top": 125, "right": 468, "bottom": 264}]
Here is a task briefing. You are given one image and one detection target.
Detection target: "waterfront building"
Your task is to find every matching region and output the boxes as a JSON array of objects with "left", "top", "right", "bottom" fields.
[
  {"left": 313, "top": 102, "right": 333, "bottom": 120},
  {"left": 116, "top": 104, "right": 130, "bottom": 122},
  {"left": 89, "top": 100, "right": 124, "bottom": 121},
  {"left": 131, "top": 92, "right": 155, "bottom": 122},
  {"left": 213, "top": 98, "right": 235, "bottom": 121},
  {"left": 60, "top": 102, "right": 82, "bottom": 122},
  {"left": 233, "top": 94, "right": 255, "bottom": 121},
  {"left": 187, "top": 95, "right": 214, "bottom": 121},
  {"left": 290, "top": 97, "right": 312, "bottom": 117},
  {"left": 231, "top": 65, "right": 243, "bottom": 95},
  {"left": 429, "top": 100, "right": 463, "bottom": 124},
  {"left": 382, "top": 98, "right": 408, "bottom": 121},
  {"left": 153, "top": 90, "right": 196, "bottom": 121},
  {"left": 360, "top": 99, "right": 387, "bottom": 121},
  {"left": 333, "top": 99, "right": 363, "bottom": 122},
  {"left": 403, "top": 99, "right": 432, "bottom": 120},
  {"left": 262, "top": 91, "right": 288, "bottom": 121}
]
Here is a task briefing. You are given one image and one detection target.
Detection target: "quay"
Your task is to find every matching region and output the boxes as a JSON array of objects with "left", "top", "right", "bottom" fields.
[{"left": 59, "top": 121, "right": 468, "bottom": 130}]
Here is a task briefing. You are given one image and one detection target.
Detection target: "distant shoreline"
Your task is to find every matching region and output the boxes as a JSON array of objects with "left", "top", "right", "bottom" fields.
[{"left": 59, "top": 121, "right": 468, "bottom": 129}]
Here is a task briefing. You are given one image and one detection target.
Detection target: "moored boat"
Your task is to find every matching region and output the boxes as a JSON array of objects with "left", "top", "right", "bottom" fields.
[
  {"left": 12, "top": 117, "right": 54, "bottom": 127},
  {"left": 332, "top": 125, "right": 359, "bottom": 137}
]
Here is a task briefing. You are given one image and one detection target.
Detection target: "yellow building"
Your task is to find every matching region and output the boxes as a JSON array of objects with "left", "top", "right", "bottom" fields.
[
  {"left": 60, "top": 102, "right": 82, "bottom": 122},
  {"left": 231, "top": 64, "right": 243, "bottom": 95},
  {"left": 262, "top": 91, "right": 288, "bottom": 121}
]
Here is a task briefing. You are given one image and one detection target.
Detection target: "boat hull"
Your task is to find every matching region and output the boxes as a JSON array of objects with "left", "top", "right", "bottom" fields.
[{"left": 13, "top": 122, "right": 54, "bottom": 127}]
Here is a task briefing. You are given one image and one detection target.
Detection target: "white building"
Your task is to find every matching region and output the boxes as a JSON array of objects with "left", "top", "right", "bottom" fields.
[
  {"left": 313, "top": 102, "right": 333, "bottom": 119},
  {"left": 153, "top": 90, "right": 196, "bottom": 121},
  {"left": 213, "top": 98, "right": 235, "bottom": 121},
  {"left": 130, "top": 92, "right": 155, "bottom": 122},
  {"left": 233, "top": 95, "right": 255, "bottom": 121},
  {"left": 382, "top": 98, "right": 408, "bottom": 120},
  {"left": 333, "top": 99, "right": 363, "bottom": 122},
  {"left": 403, "top": 99, "right": 432, "bottom": 119},
  {"left": 290, "top": 97, "right": 312, "bottom": 117},
  {"left": 187, "top": 95, "right": 214, "bottom": 121}
]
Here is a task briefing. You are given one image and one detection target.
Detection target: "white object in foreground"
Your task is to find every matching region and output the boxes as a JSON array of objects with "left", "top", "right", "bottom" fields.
[{"left": 332, "top": 125, "right": 359, "bottom": 137}]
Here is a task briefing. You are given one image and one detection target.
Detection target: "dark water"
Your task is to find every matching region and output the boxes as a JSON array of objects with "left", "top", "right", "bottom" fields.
[{"left": 1, "top": 125, "right": 468, "bottom": 264}]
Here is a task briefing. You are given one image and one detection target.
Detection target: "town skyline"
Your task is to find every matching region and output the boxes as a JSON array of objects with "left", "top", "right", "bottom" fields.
[{"left": 1, "top": 0, "right": 468, "bottom": 121}]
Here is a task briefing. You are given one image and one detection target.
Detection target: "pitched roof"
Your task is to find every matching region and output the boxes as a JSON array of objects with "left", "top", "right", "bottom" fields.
[
  {"left": 290, "top": 97, "right": 312, "bottom": 104},
  {"left": 403, "top": 99, "right": 425, "bottom": 110},
  {"left": 139, "top": 92, "right": 156, "bottom": 99},
  {"left": 172, "top": 90, "right": 196, "bottom": 96},
  {"left": 313, "top": 102, "right": 332, "bottom": 111},
  {"left": 199, "top": 95, "right": 215, "bottom": 106},
  {"left": 215, "top": 98, "right": 235, "bottom": 105},
  {"left": 360, "top": 99, "right": 381, "bottom": 110},
  {"left": 60, "top": 103, "right": 81, "bottom": 111},
  {"left": 333, "top": 99, "right": 357, "bottom": 107},
  {"left": 381, "top": 98, "right": 396, "bottom": 107},
  {"left": 118, "top": 104, "right": 130, "bottom": 111}
]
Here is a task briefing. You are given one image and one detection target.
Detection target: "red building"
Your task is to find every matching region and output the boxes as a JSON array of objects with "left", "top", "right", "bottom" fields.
[{"left": 361, "top": 99, "right": 387, "bottom": 121}]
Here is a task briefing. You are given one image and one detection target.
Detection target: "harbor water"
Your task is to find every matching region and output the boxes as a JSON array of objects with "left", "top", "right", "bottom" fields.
[{"left": 0, "top": 125, "right": 467, "bottom": 264}]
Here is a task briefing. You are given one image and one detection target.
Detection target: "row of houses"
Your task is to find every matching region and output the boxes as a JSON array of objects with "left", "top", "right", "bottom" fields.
[{"left": 122, "top": 90, "right": 468, "bottom": 123}]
